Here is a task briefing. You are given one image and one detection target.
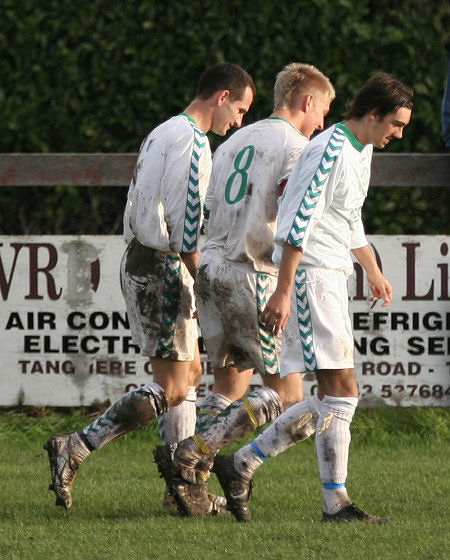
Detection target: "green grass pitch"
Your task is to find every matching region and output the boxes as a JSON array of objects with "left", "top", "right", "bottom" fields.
[{"left": 0, "top": 407, "right": 448, "bottom": 560}]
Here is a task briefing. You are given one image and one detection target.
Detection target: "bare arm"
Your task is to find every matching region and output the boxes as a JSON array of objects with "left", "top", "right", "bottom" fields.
[
  {"left": 180, "top": 251, "right": 200, "bottom": 281},
  {"left": 352, "top": 245, "right": 392, "bottom": 307},
  {"left": 261, "top": 243, "right": 303, "bottom": 334}
]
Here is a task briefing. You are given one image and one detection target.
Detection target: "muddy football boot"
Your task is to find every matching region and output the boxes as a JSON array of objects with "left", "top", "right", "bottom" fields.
[
  {"left": 208, "top": 492, "right": 228, "bottom": 515},
  {"left": 173, "top": 436, "right": 203, "bottom": 475},
  {"left": 213, "top": 454, "right": 253, "bottom": 522},
  {"left": 162, "top": 485, "right": 178, "bottom": 508},
  {"left": 322, "top": 503, "right": 390, "bottom": 523},
  {"left": 162, "top": 484, "right": 226, "bottom": 514},
  {"left": 153, "top": 445, "right": 218, "bottom": 516},
  {"left": 43, "top": 433, "right": 90, "bottom": 509}
]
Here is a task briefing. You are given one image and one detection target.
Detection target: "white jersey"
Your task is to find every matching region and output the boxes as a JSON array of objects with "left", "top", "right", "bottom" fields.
[
  {"left": 201, "top": 118, "right": 308, "bottom": 275},
  {"left": 123, "top": 114, "right": 212, "bottom": 253},
  {"left": 274, "top": 123, "right": 373, "bottom": 275}
]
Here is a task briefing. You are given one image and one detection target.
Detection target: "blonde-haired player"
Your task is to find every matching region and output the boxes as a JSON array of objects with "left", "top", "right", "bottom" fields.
[{"left": 155, "top": 63, "right": 335, "bottom": 519}]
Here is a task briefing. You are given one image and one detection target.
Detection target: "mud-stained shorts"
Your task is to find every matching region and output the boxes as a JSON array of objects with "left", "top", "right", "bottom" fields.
[
  {"left": 280, "top": 267, "right": 354, "bottom": 375},
  {"left": 196, "top": 256, "right": 281, "bottom": 375},
  {"left": 120, "top": 238, "right": 197, "bottom": 361}
]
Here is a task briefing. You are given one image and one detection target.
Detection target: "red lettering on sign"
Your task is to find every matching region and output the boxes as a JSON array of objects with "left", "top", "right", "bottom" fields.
[{"left": 0, "top": 243, "right": 62, "bottom": 300}]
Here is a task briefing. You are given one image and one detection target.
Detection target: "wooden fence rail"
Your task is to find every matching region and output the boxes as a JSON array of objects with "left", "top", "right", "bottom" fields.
[{"left": 0, "top": 153, "right": 449, "bottom": 187}]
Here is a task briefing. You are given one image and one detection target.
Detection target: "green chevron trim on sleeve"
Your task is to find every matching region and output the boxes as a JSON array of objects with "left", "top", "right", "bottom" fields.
[
  {"left": 287, "top": 127, "right": 346, "bottom": 247},
  {"left": 182, "top": 124, "right": 206, "bottom": 253}
]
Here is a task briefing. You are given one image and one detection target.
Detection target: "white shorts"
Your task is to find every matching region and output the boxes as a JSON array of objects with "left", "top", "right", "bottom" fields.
[
  {"left": 196, "top": 257, "right": 281, "bottom": 375},
  {"left": 120, "top": 238, "right": 197, "bottom": 361},
  {"left": 280, "top": 267, "right": 354, "bottom": 375}
]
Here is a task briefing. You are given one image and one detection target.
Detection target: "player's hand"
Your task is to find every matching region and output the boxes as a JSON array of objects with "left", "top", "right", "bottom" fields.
[
  {"left": 261, "top": 290, "right": 291, "bottom": 335},
  {"left": 367, "top": 272, "right": 393, "bottom": 307}
]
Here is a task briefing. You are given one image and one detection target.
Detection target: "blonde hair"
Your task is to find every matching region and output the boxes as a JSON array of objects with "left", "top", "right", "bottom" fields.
[{"left": 274, "top": 63, "right": 335, "bottom": 110}]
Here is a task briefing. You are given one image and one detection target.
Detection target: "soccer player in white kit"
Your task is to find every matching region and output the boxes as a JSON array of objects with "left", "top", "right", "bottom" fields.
[
  {"left": 43, "top": 62, "right": 255, "bottom": 512},
  {"left": 215, "top": 73, "right": 413, "bottom": 523},
  {"left": 154, "top": 63, "right": 335, "bottom": 518}
]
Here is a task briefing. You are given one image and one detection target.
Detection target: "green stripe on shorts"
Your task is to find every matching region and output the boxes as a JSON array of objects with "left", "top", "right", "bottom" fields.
[
  {"left": 256, "top": 273, "right": 280, "bottom": 375},
  {"left": 156, "top": 255, "right": 180, "bottom": 359},
  {"left": 295, "top": 269, "right": 317, "bottom": 371}
]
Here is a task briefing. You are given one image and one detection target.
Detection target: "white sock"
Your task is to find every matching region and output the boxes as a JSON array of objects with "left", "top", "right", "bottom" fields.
[
  {"left": 234, "top": 398, "right": 316, "bottom": 479},
  {"left": 158, "top": 386, "right": 197, "bottom": 444},
  {"left": 315, "top": 395, "right": 358, "bottom": 514}
]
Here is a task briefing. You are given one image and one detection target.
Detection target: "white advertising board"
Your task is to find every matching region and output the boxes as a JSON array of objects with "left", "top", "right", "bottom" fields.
[{"left": 0, "top": 235, "right": 448, "bottom": 407}]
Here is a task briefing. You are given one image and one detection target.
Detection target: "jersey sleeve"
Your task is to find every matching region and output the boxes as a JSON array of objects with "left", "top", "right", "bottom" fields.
[
  {"left": 161, "top": 126, "right": 209, "bottom": 253},
  {"left": 124, "top": 131, "right": 165, "bottom": 246},
  {"left": 275, "top": 128, "right": 346, "bottom": 253},
  {"left": 350, "top": 218, "right": 367, "bottom": 249}
]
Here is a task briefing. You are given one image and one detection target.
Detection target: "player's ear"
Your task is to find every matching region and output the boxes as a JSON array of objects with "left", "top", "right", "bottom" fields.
[
  {"left": 302, "top": 94, "right": 313, "bottom": 112},
  {"left": 214, "top": 90, "right": 231, "bottom": 106},
  {"left": 368, "top": 108, "right": 380, "bottom": 121}
]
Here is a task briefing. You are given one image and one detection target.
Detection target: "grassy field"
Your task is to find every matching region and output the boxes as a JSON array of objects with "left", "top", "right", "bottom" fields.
[{"left": 0, "top": 407, "right": 448, "bottom": 560}]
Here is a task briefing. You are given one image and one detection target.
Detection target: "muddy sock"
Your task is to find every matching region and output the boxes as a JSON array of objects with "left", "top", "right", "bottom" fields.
[
  {"left": 175, "top": 387, "right": 283, "bottom": 470},
  {"left": 234, "top": 398, "right": 316, "bottom": 478},
  {"left": 81, "top": 382, "right": 168, "bottom": 449},
  {"left": 196, "top": 391, "right": 232, "bottom": 434},
  {"left": 315, "top": 395, "right": 357, "bottom": 514}
]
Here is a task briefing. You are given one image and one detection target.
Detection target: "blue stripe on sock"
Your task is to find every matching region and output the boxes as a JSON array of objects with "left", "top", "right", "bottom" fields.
[
  {"left": 323, "top": 483, "right": 346, "bottom": 490},
  {"left": 251, "top": 442, "right": 267, "bottom": 461}
]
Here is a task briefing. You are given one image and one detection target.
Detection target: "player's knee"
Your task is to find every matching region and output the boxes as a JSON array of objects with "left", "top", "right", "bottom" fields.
[
  {"left": 188, "top": 360, "right": 203, "bottom": 387},
  {"left": 317, "top": 368, "right": 358, "bottom": 397},
  {"left": 165, "top": 385, "right": 189, "bottom": 408},
  {"left": 262, "top": 375, "right": 303, "bottom": 410},
  {"left": 276, "top": 387, "right": 302, "bottom": 410}
]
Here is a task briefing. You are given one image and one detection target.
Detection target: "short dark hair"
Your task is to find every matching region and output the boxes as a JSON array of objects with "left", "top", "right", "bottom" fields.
[
  {"left": 344, "top": 72, "right": 413, "bottom": 120},
  {"left": 196, "top": 62, "right": 256, "bottom": 101}
]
